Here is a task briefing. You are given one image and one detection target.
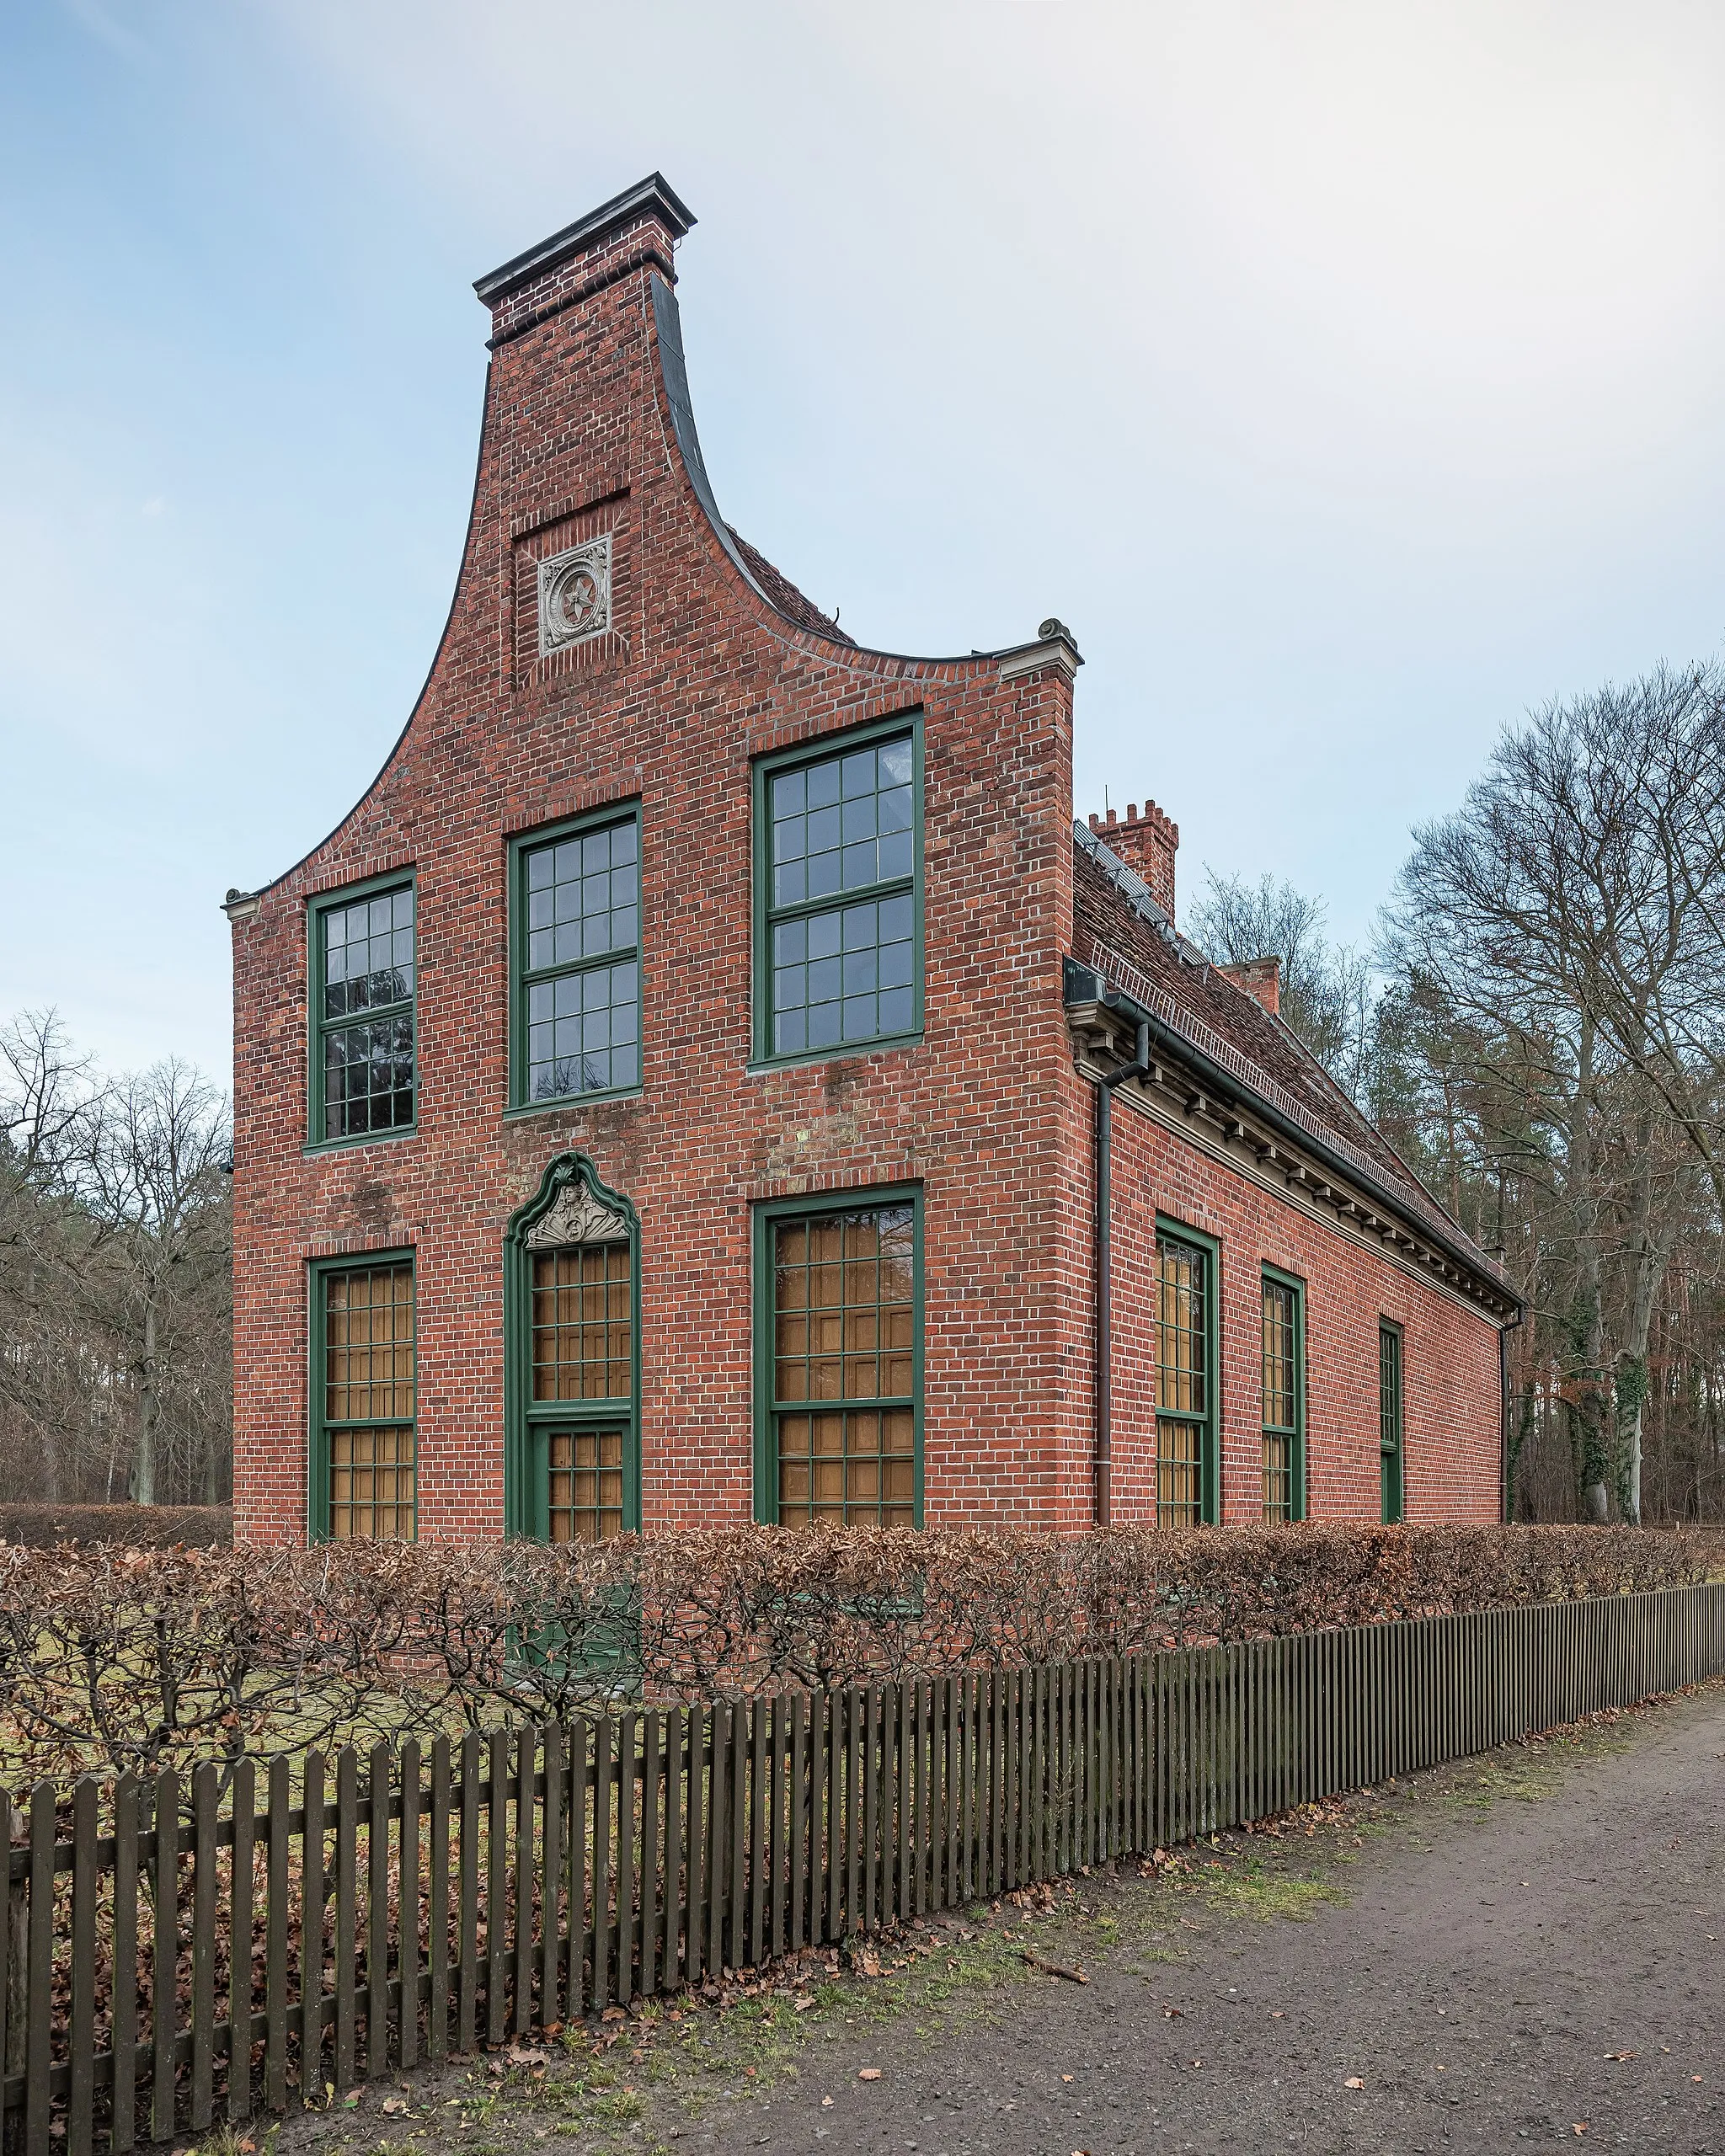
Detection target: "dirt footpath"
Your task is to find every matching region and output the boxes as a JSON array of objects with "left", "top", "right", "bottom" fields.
[
  {"left": 724, "top": 1686, "right": 1725, "bottom": 2156},
  {"left": 268, "top": 1683, "right": 1725, "bottom": 2156}
]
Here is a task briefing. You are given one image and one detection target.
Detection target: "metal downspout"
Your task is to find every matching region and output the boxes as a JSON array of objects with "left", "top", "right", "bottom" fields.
[
  {"left": 1095, "top": 1021, "right": 1151, "bottom": 1527},
  {"left": 1500, "top": 1306, "right": 1524, "bottom": 1523}
]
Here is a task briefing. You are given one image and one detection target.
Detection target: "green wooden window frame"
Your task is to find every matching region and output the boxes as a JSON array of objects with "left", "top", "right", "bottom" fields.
[
  {"left": 506, "top": 805, "right": 642, "bottom": 1113},
  {"left": 1261, "top": 1266, "right": 1306, "bottom": 1524},
  {"left": 1155, "top": 1217, "right": 1220, "bottom": 1527},
  {"left": 752, "top": 714, "right": 924, "bottom": 1068},
  {"left": 1380, "top": 1320, "right": 1405, "bottom": 1524},
  {"left": 308, "top": 1250, "right": 417, "bottom": 1541},
  {"left": 307, "top": 872, "right": 418, "bottom": 1150},
  {"left": 503, "top": 1154, "right": 642, "bottom": 1540},
  {"left": 752, "top": 1184, "right": 924, "bottom": 1527}
]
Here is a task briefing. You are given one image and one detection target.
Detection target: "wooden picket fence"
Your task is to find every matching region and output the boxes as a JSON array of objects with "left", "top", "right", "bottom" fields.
[{"left": 3, "top": 1582, "right": 1722, "bottom": 2156}]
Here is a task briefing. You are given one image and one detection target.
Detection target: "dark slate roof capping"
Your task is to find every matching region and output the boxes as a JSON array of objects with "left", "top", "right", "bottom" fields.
[
  {"left": 475, "top": 174, "right": 697, "bottom": 304},
  {"left": 1074, "top": 818, "right": 1208, "bottom": 967}
]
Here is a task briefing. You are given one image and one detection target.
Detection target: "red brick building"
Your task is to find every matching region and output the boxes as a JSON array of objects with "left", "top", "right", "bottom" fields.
[{"left": 225, "top": 176, "right": 1517, "bottom": 1546}]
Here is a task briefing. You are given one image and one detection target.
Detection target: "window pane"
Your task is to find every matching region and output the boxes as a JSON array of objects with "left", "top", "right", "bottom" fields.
[
  {"left": 1262, "top": 1280, "right": 1296, "bottom": 1433},
  {"left": 324, "top": 1263, "right": 415, "bottom": 1422},
  {"left": 322, "top": 884, "right": 414, "bottom": 1022},
  {"left": 320, "top": 886, "right": 415, "bottom": 1138},
  {"left": 524, "top": 820, "right": 638, "bottom": 969},
  {"left": 770, "top": 734, "right": 913, "bottom": 904},
  {"left": 323, "top": 1013, "right": 415, "bottom": 1139},
  {"left": 531, "top": 1243, "right": 633, "bottom": 1400},
  {"left": 527, "top": 957, "right": 639, "bottom": 1100},
  {"left": 1380, "top": 1327, "right": 1402, "bottom": 1450},
  {"left": 328, "top": 1423, "right": 417, "bottom": 1540},
  {"left": 546, "top": 1426, "right": 627, "bottom": 1543},
  {"left": 519, "top": 821, "right": 640, "bottom": 1101},
  {"left": 1156, "top": 1417, "right": 1202, "bottom": 1528},
  {"left": 1156, "top": 1239, "right": 1207, "bottom": 1417},
  {"left": 323, "top": 1262, "right": 415, "bottom": 1540},
  {"left": 777, "top": 1406, "right": 916, "bottom": 1530},
  {"left": 1262, "top": 1431, "right": 1292, "bottom": 1525},
  {"left": 766, "top": 893, "right": 916, "bottom": 1049},
  {"left": 773, "top": 1204, "right": 915, "bottom": 1527},
  {"left": 1156, "top": 1236, "right": 1209, "bottom": 1525}
]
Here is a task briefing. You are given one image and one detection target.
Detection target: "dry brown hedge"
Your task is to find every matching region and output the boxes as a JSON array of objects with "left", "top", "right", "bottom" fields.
[
  {"left": 0, "top": 1503, "right": 232, "bottom": 1549},
  {"left": 0, "top": 1523, "right": 1717, "bottom": 1788}
]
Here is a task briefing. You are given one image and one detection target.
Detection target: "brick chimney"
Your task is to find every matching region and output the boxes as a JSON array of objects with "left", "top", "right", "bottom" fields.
[
  {"left": 1219, "top": 957, "right": 1281, "bottom": 1017},
  {"left": 1087, "top": 800, "right": 1179, "bottom": 921}
]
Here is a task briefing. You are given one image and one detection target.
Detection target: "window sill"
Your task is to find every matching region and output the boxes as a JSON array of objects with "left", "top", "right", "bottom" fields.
[
  {"left": 504, "top": 1086, "right": 644, "bottom": 1122},
  {"left": 745, "top": 1031, "right": 924, "bottom": 1078},
  {"left": 302, "top": 1123, "right": 419, "bottom": 1159}
]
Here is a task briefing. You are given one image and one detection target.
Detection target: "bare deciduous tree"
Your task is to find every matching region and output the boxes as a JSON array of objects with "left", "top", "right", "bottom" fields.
[{"left": 0, "top": 1015, "right": 231, "bottom": 1508}]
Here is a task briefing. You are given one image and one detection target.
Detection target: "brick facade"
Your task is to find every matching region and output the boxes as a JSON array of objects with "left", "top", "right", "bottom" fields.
[{"left": 227, "top": 177, "right": 1514, "bottom": 1545}]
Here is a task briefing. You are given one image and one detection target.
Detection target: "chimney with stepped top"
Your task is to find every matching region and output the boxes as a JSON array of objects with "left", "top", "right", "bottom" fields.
[{"left": 1087, "top": 799, "right": 1179, "bottom": 921}]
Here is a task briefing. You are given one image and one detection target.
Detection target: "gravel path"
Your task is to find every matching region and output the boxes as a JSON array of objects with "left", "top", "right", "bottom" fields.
[{"left": 713, "top": 1684, "right": 1725, "bottom": 2155}]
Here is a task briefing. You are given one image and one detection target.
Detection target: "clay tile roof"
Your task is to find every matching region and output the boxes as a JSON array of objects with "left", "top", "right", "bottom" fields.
[
  {"left": 1071, "top": 828, "right": 1505, "bottom": 1289},
  {"left": 725, "top": 526, "right": 855, "bottom": 645}
]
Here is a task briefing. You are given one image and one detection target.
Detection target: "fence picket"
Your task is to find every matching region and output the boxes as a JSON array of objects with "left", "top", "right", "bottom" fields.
[
  {"left": 769, "top": 1694, "right": 788, "bottom": 1961},
  {"left": 69, "top": 1777, "right": 96, "bottom": 2156},
  {"left": 618, "top": 1714, "right": 639, "bottom": 1999},
  {"left": 368, "top": 1741, "right": 392, "bottom": 2074},
  {"left": 664, "top": 1708, "right": 685, "bottom": 1991},
  {"left": 788, "top": 1695, "right": 806, "bottom": 1954},
  {"left": 400, "top": 1740, "right": 422, "bottom": 2072},
  {"left": 513, "top": 1727, "right": 535, "bottom": 2036},
  {"left": 334, "top": 1748, "right": 357, "bottom": 2095},
  {"left": 111, "top": 1773, "right": 140, "bottom": 2152},
  {"left": 593, "top": 1716, "right": 613, "bottom": 2009},
  {"left": 542, "top": 1719, "right": 563, "bottom": 2022},
  {"left": 150, "top": 1770, "right": 179, "bottom": 2143},
  {"left": 457, "top": 1732, "right": 479, "bottom": 2054},
  {"left": 571, "top": 1719, "right": 593, "bottom": 2009},
  {"left": 709, "top": 1704, "right": 730, "bottom": 1971},
  {"left": 486, "top": 1731, "right": 509, "bottom": 2044},
  {"left": 685, "top": 1708, "right": 706, "bottom": 1985},
  {"left": 844, "top": 1693, "right": 862, "bottom": 1941},
  {"left": 229, "top": 1757, "right": 256, "bottom": 2123},
  {"left": 428, "top": 1737, "right": 451, "bottom": 2062},
  {"left": 729, "top": 1703, "right": 748, "bottom": 1967},
  {"left": 299, "top": 1754, "right": 324, "bottom": 2109},
  {"left": 750, "top": 1700, "right": 768, "bottom": 1968},
  {"left": 641, "top": 1714, "right": 661, "bottom": 1999}
]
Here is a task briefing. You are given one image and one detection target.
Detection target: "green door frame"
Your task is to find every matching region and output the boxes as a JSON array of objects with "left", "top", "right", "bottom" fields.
[{"left": 503, "top": 1153, "right": 642, "bottom": 1539}]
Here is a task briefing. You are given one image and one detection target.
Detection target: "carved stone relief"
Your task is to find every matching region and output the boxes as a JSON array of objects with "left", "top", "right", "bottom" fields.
[
  {"left": 525, "top": 1174, "right": 630, "bottom": 1250},
  {"left": 536, "top": 534, "right": 611, "bottom": 654}
]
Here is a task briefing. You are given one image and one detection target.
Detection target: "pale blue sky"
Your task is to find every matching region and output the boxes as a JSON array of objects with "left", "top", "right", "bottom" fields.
[{"left": 4, "top": 0, "right": 1724, "bottom": 1084}]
